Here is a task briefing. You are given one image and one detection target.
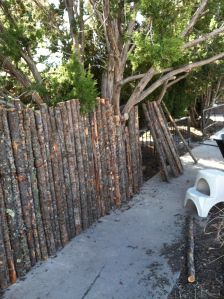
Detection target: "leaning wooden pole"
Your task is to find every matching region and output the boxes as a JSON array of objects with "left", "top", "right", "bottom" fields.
[
  {"left": 187, "top": 215, "right": 195, "bottom": 283},
  {"left": 142, "top": 103, "right": 169, "bottom": 181},
  {"left": 161, "top": 101, "right": 198, "bottom": 164},
  {"left": 153, "top": 101, "right": 183, "bottom": 176}
]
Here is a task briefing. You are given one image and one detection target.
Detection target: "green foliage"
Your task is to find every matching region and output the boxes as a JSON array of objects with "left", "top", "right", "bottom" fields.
[
  {"left": 130, "top": 33, "right": 184, "bottom": 70},
  {"left": 45, "top": 54, "right": 98, "bottom": 112},
  {"left": 164, "top": 81, "right": 193, "bottom": 118},
  {"left": 0, "top": 0, "right": 223, "bottom": 116}
]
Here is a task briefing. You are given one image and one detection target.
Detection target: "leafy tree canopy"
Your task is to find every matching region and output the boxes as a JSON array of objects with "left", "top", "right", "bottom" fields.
[{"left": 0, "top": 0, "right": 223, "bottom": 116}]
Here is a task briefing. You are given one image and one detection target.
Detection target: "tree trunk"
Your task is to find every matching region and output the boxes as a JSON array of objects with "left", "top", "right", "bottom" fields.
[{"left": 101, "top": 54, "right": 115, "bottom": 100}]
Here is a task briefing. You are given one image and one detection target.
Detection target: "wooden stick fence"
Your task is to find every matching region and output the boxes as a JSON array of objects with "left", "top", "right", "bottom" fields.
[
  {"left": 0, "top": 99, "right": 142, "bottom": 289},
  {"left": 142, "top": 101, "right": 183, "bottom": 181}
]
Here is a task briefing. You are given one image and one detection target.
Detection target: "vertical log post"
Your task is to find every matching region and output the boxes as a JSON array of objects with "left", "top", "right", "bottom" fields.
[
  {"left": 96, "top": 101, "right": 108, "bottom": 214},
  {"left": 78, "top": 109, "right": 93, "bottom": 225},
  {"left": 40, "top": 105, "right": 61, "bottom": 250},
  {"left": 48, "top": 107, "right": 69, "bottom": 246},
  {"left": 0, "top": 181, "right": 16, "bottom": 285},
  {"left": 1, "top": 109, "right": 31, "bottom": 276},
  {"left": 33, "top": 111, "right": 56, "bottom": 256},
  {"left": 105, "top": 100, "right": 121, "bottom": 207},
  {"left": 7, "top": 108, "right": 36, "bottom": 266},
  {"left": 84, "top": 114, "right": 98, "bottom": 222},
  {"left": 100, "top": 100, "right": 114, "bottom": 209},
  {"left": 90, "top": 110, "right": 103, "bottom": 218},
  {"left": 114, "top": 115, "right": 127, "bottom": 201},
  {"left": 128, "top": 109, "right": 139, "bottom": 193},
  {"left": 0, "top": 183, "right": 9, "bottom": 289},
  {"left": 65, "top": 101, "right": 82, "bottom": 235},
  {"left": 124, "top": 127, "right": 134, "bottom": 198},
  {"left": 70, "top": 100, "right": 89, "bottom": 229},
  {"left": 23, "top": 109, "right": 46, "bottom": 260},
  {"left": 134, "top": 106, "right": 143, "bottom": 188},
  {"left": 54, "top": 105, "right": 75, "bottom": 238}
]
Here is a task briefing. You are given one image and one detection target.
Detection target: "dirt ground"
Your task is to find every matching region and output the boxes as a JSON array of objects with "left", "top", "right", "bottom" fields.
[
  {"left": 168, "top": 205, "right": 224, "bottom": 299},
  {"left": 142, "top": 139, "right": 224, "bottom": 299}
]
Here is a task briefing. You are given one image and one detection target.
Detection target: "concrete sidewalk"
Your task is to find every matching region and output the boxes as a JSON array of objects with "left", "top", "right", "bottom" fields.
[{"left": 3, "top": 141, "right": 224, "bottom": 299}]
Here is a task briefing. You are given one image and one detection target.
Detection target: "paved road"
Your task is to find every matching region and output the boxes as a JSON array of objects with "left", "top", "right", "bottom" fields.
[{"left": 3, "top": 141, "right": 224, "bottom": 299}]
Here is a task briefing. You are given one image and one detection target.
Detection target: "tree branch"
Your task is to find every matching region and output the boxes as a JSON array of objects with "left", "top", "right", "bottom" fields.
[
  {"left": 0, "top": 16, "right": 42, "bottom": 84},
  {"left": 167, "top": 73, "right": 189, "bottom": 89},
  {"left": 120, "top": 67, "right": 173, "bottom": 86},
  {"left": 138, "top": 52, "right": 224, "bottom": 105},
  {"left": 121, "top": 19, "right": 136, "bottom": 67},
  {"left": 123, "top": 52, "right": 224, "bottom": 113},
  {"left": 122, "top": 67, "right": 155, "bottom": 114},
  {"left": 20, "top": 51, "right": 42, "bottom": 83},
  {"left": 157, "top": 80, "right": 169, "bottom": 103},
  {"left": 89, "top": 0, "right": 110, "bottom": 52},
  {"left": 0, "top": 55, "right": 43, "bottom": 106},
  {"left": 181, "top": 0, "right": 208, "bottom": 37},
  {"left": 183, "top": 25, "right": 224, "bottom": 49},
  {"left": 157, "top": 74, "right": 189, "bottom": 103},
  {"left": 103, "top": 0, "right": 121, "bottom": 58}
]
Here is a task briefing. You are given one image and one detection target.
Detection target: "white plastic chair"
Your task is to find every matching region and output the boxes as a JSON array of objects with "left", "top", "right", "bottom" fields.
[{"left": 184, "top": 169, "right": 224, "bottom": 217}]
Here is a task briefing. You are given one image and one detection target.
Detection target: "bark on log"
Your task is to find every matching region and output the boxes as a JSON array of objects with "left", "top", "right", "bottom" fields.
[
  {"left": 40, "top": 104, "right": 61, "bottom": 249},
  {"left": 128, "top": 109, "right": 139, "bottom": 193},
  {"left": 23, "top": 109, "right": 48, "bottom": 260},
  {"left": 157, "top": 103, "right": 184, "bottom": 174},
  {"left": 48, "top": 107, "right": 69, "bottom": 246},
  {"left": 7, "top": 108, "right": 36, "bottom": 266},
  {"left": 84, "top": 114, "right": 98, "bottom": 222},
  {"left": 0, "top": 182, "right": 9, "bottom": 289},
  {"left": 0, "top": 181, "right": 16, "bottom": 285},
  {"left": 0, "top": 108, "right": 30, "bottom": 276},
  {"left": 17, "top": 105, "right": 41, "bottom": 262},
  {"left": 187, "top": 216, "right": 195, "bottom": 283},
  {"left": 161, "top": 101, "right": 197, "bottom": 164},
  {"left": 22, "top": 109, "right": 41, "bottom": 261},
  {"left": 105, "top": 100, "right": 121, "bottom": 207},
  {"left": 90, "top": 110, "right": 103, "bottom": 217},
  {"left": 134, "top": 106, "right": 143, "bottom": 188},
  {"left": 120, "top": 123, "right": 129, "bottom": 199},
  {"left": 78, "top": 110, "right": 93, "bottom": 225},
  {"left": 96, "top": 100, "right": 108, "bottom": 216},
  {"left": 114, "top": 115, "right": 127, "bottom": 201},
  {"left": 70, "top": 100, "right": 89, "bottom": 229},
  {"left": 65, "top": 101, "right": 82, "bottom": 234},
  {"left": 148, "top": 102, "right": 170, "bottom": 180},
  {"left": 96, "top": 100, "right": 110, "bottom": 212},
  {"left": 142, "top": 104, "right": 169, "bottom": 181},
  {"left": 34, "top": 110, "right": 56, "bottom": 256},
  {"left": 54, "top": 105, "right": 75, "bottom": 238},
  {"left": 124, "top": 127, "right": 133, "bottom": 198},
  {"left": 100, "top": 100, "right": 114, "bottom": 208},
  {"left": 152, "top": 102, "right": 182, "bottom": 177}
]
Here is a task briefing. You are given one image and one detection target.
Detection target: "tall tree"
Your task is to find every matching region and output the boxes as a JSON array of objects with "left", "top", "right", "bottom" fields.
[
  {"left": 0, "top": 0, "right": 223, "bottom": 114},
  {"left": 87, "top": 0, "right": 224, "bottom": 114}
]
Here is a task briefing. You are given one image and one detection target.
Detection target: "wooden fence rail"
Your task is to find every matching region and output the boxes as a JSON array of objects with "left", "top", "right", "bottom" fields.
[{"left": 0, "top": 98, "right": 142, "bottom": 289}]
